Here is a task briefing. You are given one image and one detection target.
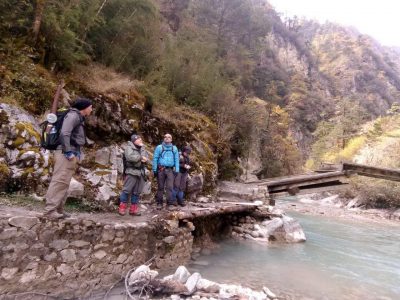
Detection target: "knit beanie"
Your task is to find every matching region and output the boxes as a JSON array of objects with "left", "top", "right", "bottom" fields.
[
  {"left": 183, "top": 146, "right": 192, "bottom": 154},
  {"left": 131, "top": 134, "right": 140, "bottom": 143},
  {"left": 72, "top": 98, "right": 92, "bottom": 111}
]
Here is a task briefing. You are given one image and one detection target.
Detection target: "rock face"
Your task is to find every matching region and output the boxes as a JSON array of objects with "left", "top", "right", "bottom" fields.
[{"left": 0, "top": 102, "right": 219, "bottom": 208}]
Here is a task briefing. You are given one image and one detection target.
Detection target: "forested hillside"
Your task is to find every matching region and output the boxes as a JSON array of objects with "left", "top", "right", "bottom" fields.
[{"left": 2, "top": 0, "right": 400, "bottom": 182}]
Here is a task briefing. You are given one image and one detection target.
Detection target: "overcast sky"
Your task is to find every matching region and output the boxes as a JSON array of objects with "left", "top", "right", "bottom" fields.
[{"left": 268, "top": 0, "right": 400, "bottom": 47}]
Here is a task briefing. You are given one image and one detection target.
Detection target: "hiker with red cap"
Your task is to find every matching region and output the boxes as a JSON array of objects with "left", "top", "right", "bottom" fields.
[
  {"left": 118, "top": 134, "right": 149, "bottom": 216},
  {"left": 44, "top": 98, "right": 93, "bottom": 219}
]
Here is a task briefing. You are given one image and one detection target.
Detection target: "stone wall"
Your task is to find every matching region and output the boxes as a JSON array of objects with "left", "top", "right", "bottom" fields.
[{"left": 0, "top": 215, "right": 193, "bottom": 299}]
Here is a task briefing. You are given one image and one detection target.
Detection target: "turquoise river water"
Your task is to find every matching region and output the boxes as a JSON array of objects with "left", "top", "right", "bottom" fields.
[{"left": 188, "top": 205, "right": 400, "bottom": 299}]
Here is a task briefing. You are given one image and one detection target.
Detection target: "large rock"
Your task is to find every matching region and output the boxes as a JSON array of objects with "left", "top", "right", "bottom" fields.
[
  {"left": 185, "top": 272, "right": 201, "bottom": 295},
  {"left": 172, "top": 266, "right": 191, "bottom": 283},
  {"left": 67, "top": 178, "right": 84, "bottom": 198},
  {"left": 128, "top": 265, "right": 158, "bottom": 285},
  {"left": 186, "top": 173, "right": 204, "bottom": 197},
  {"left": 260, "top": 216, "right": 306, "bottom": 243},
  {"left": 95, "top": 148, "right": 111, "bottom": 166},
  {"left": 96, "top": 184, "right": 118, "bottom": 202}
]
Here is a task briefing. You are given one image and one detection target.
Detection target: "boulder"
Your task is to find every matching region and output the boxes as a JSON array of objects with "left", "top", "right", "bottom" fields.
[
  {"left": 196, "top": 278, "right": 220, "bottom": 293},
  {"left": 172, "top": 266, "right": 191, "bottom": 283},
  {"left": 128, "top": 265, "right": 158, "bottom": 285},
  {"left": 67, "top": 178, "right": 85, "bottom": 198},
  {"left": 187, "top": 174, "right": 204, "bottom": 197},
  {"left": 185, "top": 272, "right": 201, "bottom": 295},
  {"left": 95, "top": 148, "right": 111, "bottom": 166},
  {"left": 262, "top": 216, "right": 306, "bottom": 243},
  {"left": 96, "top": 184, "right": 118, "bottom": 202}
]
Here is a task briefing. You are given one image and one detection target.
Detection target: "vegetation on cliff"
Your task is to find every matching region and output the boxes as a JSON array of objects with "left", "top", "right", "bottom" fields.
[{"left": 2, "top": 0, "right": 400, "bottom": 194}]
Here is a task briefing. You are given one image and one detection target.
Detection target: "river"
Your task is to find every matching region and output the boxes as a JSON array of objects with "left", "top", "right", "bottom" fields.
[{"left": 188, "top": 202, "right": 400, "bottom": 299}]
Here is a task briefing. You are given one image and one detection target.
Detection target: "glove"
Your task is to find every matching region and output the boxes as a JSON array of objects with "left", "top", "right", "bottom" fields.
[
  {"left": 64, "top": 151, "right": 76, "bottom": 160},
  {"left": 173, "top": 171, "right": 178, "bottom": 176}
]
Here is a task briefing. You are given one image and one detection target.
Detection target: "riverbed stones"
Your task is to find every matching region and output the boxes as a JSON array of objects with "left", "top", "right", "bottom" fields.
[
  {"left": 185, "top": 272, "right": 202, "bottom": 294},
  {"left": 172, "top": 266, "right": 191, "bottom": 283},
  {"left": 196, "top": 278, "right": 220, "bottom": 293},
  {"left": 129, "top": 265, "right": 159, "bottom": 285}
]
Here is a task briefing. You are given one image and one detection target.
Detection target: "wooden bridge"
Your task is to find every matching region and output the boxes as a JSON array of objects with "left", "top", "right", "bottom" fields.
[
  {"left": 257, "top": 162, "right": 400, "bottom": 196},
  {"left": 217, "top": 163, "right": 400, "bottom": 204}
]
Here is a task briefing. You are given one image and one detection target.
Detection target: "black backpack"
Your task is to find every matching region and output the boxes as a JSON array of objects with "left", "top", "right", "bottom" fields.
[{"left": 40, "top": 109, "right": 70, "bottom": 150}]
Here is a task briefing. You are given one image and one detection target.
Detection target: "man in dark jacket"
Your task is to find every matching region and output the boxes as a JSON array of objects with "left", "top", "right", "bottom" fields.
[
  {"left": 119, "top": 134, "right": 149, "bottom": 216},
  {"left": 44, "top": 98, "right": 93, "bottom": 219},
  {"left": 173, "top": 146, "right": 192, "bottom": 206}
]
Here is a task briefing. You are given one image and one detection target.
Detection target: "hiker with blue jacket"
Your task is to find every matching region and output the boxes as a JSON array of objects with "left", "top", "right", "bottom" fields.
[{"left": 152, "top": 133, "right": 179, "bottom": 210}]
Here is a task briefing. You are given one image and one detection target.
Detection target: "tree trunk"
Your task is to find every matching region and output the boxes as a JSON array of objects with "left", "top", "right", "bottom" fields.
[{"left": 32, "top": 0, "right": 47, "bottom": 45}]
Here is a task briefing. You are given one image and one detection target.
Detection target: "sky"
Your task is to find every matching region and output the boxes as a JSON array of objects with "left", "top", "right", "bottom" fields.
[{"left": 268, "top": 0, "right": 400, "bottom": 47}]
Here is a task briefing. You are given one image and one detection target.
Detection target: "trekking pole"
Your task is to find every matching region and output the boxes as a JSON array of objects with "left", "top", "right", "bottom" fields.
[{"left": 45, "top": 79, "right": 65, "bottom": 133}]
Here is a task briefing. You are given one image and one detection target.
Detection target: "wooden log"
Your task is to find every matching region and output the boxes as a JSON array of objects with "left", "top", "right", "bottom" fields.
[
  {"left": 172, "top": 204, "right": 257, "bottom": 220},
  {"left": 343, "top": 162, "right": 400, "bottom": 181}
]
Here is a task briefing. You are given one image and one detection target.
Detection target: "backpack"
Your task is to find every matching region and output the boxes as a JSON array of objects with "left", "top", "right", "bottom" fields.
[
  {"left": 40, "top": 109, "right": 70, "bottom": 150},
  {"left": 158, "top": 144, "right": 177, "bottom": 164}
]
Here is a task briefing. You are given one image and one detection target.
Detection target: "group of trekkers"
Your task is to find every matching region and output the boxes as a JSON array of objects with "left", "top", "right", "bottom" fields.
[
  {"left": 43, "top": 97, "right": 192, "bottom": 219},
  {"left": 118, "top": 132, "right": 192, "bottom": 216}
]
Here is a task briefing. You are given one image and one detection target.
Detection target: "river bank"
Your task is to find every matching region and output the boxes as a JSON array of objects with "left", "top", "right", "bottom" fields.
[{"left": 276, "top": 192, "right": 400, "bottom": 224}]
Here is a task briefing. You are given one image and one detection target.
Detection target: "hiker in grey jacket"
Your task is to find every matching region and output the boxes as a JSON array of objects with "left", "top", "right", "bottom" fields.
[
  {"left": 119, "top": 134, "right": 149, "bottom": 216},
  {"left": 44, "top": 98, "right": 93, "bottom": 219}
]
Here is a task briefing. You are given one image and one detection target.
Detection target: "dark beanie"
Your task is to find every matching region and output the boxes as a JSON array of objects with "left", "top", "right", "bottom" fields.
[
  {"left": 72, "top": 98, "right": 92, "bottom": 111},
  {"left": 183, "top": 146, "right": 192, "bottom": 154},
  {"left": 131, "top": 134, "right": 140, "bottom": 143}
]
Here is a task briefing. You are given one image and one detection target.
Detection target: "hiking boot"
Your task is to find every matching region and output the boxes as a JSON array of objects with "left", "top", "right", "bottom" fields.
[
  {"left": 156, "top": 203, "right": 163, "bottom": 210},
  {"left": 179, "top": 202, "right": 186, "bottom": 207},
  {"left": 44, "top": 211, "right": 64, "bottom": 220},
  {"left": 58, "top": 211, "right": 71, "bottom": 218},
  {"left": 129, "top": 204, "right": 142, "bottom": 216},
  {"left": 167, "top": 205, "right": 175, "bottom": 211},
  {"left": 118, "top": 203, "right": 127, "bottom": 216}
]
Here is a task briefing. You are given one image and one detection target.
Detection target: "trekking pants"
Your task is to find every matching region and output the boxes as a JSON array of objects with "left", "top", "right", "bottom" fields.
[
  {"left": 45, "top": 150, "right": 78, "bottom": 214},
  {"left": 156, "top": 168, "right": 175, "bottom": 205},
  {"left": 120, "top": 174, "right": 144, "bottom": 204},
  {"left": 173, "top": 172, "right": 188, "bottom": 205}
]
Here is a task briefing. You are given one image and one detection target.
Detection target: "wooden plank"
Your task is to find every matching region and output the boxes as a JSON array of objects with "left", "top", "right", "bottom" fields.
[
  {"left": 257, "top": 171, "right": 348, "bottom": 187},
  {"left": 343, "top": 163, "right": 400, "bottom": 181},
  {"left": 269, "top": 182, "right": 349, "bottom": 197}
]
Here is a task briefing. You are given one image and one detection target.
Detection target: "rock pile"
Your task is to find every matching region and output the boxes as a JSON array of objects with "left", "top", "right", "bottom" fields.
[
  {"left": 127, "top": 265, "right": 277, "bottom": 299},
  {"left": 231, "top": 208, "right": 306, "bottom": 243}
]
